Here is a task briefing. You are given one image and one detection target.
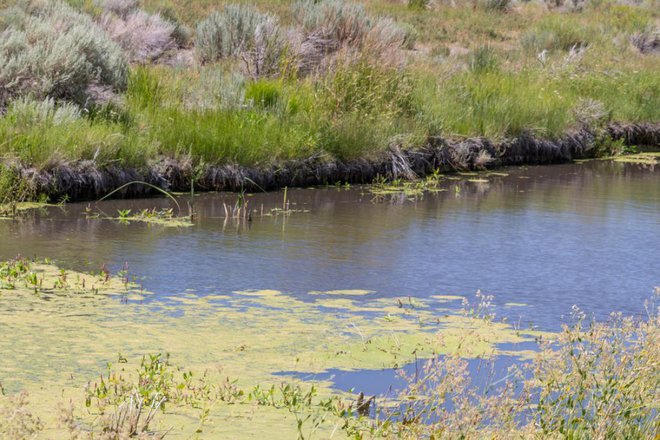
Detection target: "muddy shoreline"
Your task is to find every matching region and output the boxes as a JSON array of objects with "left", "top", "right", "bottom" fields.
[{"left": 7, "top": 122, "right": 659, "bottom": 201}]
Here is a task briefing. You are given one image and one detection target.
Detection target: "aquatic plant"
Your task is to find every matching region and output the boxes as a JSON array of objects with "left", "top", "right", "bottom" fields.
[
  {"left": 94, "top": 180, "right": 194, "bottom": 226},
  {"left": 0, "top": 256, "right": 137, "bottom": 295},
  {"left": 0, "top": 165, "right": 37, "bottom": 218},
  {"left": 340, "top": 290, "right": 660, "bottom": 439}
]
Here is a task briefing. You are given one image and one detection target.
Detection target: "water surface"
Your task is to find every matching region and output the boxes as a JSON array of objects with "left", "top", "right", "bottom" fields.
[{"left": 1, "top": 160, "right": 658, "bottom": 329}]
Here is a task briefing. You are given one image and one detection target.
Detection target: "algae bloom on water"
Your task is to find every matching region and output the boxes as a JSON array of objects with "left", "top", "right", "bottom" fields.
[{"left": 0, "top": 257, "right": 555, "bottom": 438}]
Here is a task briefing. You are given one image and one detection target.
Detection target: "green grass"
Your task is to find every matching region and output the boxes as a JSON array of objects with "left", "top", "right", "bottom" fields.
[
  {"left": 0, "top": 0, "right": 658, "bottom": 180},
  {"left": 1, "top": 62, "right": 657, "bottom": 169}
]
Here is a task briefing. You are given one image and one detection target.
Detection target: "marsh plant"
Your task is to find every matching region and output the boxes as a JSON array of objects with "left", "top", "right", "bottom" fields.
[
  {"left": 0, "top": 165, "right": 36, "bottom": 217},
  {"left": 340, "top": 290, "right": 660, "bottom": 439}
]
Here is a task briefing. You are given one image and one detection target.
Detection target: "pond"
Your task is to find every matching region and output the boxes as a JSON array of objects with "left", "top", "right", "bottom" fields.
[{"left": 0, "top": 158, "right": 658, "bottom": 437}]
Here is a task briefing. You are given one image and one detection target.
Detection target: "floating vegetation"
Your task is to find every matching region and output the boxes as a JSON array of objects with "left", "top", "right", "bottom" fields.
[
  {"left": 0, "top": 257, "right": 550, "bottom": 437},
  {"left": 0, "top": 201, "right": 52, "bottom": 220},
  {"left": 2, "top": 281, "right": 657, "bottom": 439},
  {"left": 115, "top": 207, "right": 193, "bottom": 227},
  {"left": 0, "top": 256, "right": 140, "bottom": 296},
  {"left": 308, "top": 289, "right": 374, "bottom": 296},
  {"left": 367, "top": 169, "right": 510, "bottom": 200},
  {"left": 612, "top": 152, "right": 660, "bottom": 166},
  {"left": 85, "top": 205, "right": 193, "bottom": 227},
  {"left": 368, "top": 172, "right": 445, "bottom": 198},
  {"left": 86, "top": 181, "right": 195, "bottom": 227}
]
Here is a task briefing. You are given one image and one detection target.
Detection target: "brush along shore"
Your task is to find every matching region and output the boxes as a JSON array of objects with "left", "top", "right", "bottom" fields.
[{"left": 1, "top": 122, "right": 658, "bottom": 203}]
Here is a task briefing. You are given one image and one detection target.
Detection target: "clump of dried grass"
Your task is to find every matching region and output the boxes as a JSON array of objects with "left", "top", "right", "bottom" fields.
[
  {"left": 0, "top": 392, "right": 43, "bottom": 440},
  {"left": 630, "top": 27, "right": 659, "bottom": 54}
]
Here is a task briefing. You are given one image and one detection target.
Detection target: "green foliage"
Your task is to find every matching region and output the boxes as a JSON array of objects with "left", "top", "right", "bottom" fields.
[
  {"left": 4, "top": 98, "right": 81, "bottom": 126},
  {"left": 521, "top": 15, "right": 597, "bottom": 52},
  {"left": 407, "top": 0, "right": 429, "bottom": 10},
  {"left": 245, "top": 79, "right": 282, "bottom": 109},
  {"left": 321, "top": 62, "right": 414, "bottom": 117},
  {"left": 476, "top": 0, "right": 511, "bottom": 11},
  {"left": 468, "top": 45, "right": 499, "bottom": 73},
  {"left": 0, "top": 0, "right": 658, "bottom": 199}
]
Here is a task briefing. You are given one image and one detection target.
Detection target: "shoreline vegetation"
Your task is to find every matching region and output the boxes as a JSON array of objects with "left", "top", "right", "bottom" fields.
[
  {"left": 0, "top": 0, "right": 658, "bottom": 203},
  {"left": 0, "top": 257, "right": 658, "bottom": 438},
  {"left": 0, "top": 122, "right": 658, "bottom": 203}
]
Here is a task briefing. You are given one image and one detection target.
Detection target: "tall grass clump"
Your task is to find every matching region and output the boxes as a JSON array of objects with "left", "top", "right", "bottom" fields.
[
  {"left": 416, "top": 71, "right": 575, "bottom": 138},
  {"left": 0, "top": 98, "right": 146, "bottom": 168},
  {"left": 407, "top": 0, "right": 430, "bottom": 10},
  {"left": 475, "top": 0, "right": 511, "bottom": 11},
  {"left": 316, "top": 61, "right": 422, "bottom": 158},
  {"left": 521, "top": 15, "right": 597, "bottom": 53},
  {"left": 468, "top": 45, "right": 499, "bottom": 73},
  {"left": 0, "top": 0, "right": 128, "bottom": 109},
  {"left": 245, "top": 79, "right": 282, "bottom": 109}
]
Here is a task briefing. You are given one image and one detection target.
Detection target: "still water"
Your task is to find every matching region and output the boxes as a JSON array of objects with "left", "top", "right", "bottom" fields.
[{"left": 1, "top": 160, "right": 658, "bottom": 329}]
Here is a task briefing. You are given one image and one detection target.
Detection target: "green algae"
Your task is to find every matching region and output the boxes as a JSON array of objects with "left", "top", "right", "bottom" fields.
[
  {"left": 611, "top": 152, "right": 660, "bottom": 165},
  {"left": 430, "top": 294, "right": 465, "bottom": 302},
  {"left": 0, "top": 201, "right": 53, "bottom": 219},
  {"left": 113, "top": 215, "right": 193, "bottom": 227},
  {"left": 308, "top": 289, "right": 374, "bottom": 296},
  {"left": 0, "top": 260, "right": 548, "bottom": 438}
]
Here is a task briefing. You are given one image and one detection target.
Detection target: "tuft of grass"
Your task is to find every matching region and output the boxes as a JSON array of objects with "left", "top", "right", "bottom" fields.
[
  {"left": 245, "top": 79, "right": 282, "bottom": 109},
  {"left": 521, "top": 15, "right": 598, "bottom": 53},
  {"left": 468, "top": 45, "right": 500, "bottom": 73}
]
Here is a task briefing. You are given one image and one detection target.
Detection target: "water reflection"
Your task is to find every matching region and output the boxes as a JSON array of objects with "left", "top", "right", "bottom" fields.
[{"left": 1, "top": 160, "right": 658, "bottom": 329}]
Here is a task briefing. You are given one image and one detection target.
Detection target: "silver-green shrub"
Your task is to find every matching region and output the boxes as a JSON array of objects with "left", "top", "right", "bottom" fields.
[
  {"left": 180, "top": 70, "right": 247, "bottom": 110},
  {"left": 99, "top": 10, "right": 176, "bottom": 63},
  {"left": 195, "top": 4, "right": 271, "bottom": 63},
  {"left": 243, "top": 17, "right": 287, "bottom": 77},
  {"left": 0, "top": 0, "right": 128, "bottom": 109},
  {"left": 293, "top": 0, "right": 408, "bottom": 73},
  {"left": 294, "top": 0, "right": 372, "bottom": 46},
  {"left": 95, "top": 0, "right": 139, "bottom": 18}
]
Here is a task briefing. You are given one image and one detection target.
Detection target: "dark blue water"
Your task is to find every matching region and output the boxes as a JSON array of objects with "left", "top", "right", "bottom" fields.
[{"left": 1, "top": 160, "right": 658, "bottom": 330}]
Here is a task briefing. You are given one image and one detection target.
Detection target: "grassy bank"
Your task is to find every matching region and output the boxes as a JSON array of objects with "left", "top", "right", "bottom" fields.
[{"left": 0, "top": 0, "right": 658, "bottom": 200}]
